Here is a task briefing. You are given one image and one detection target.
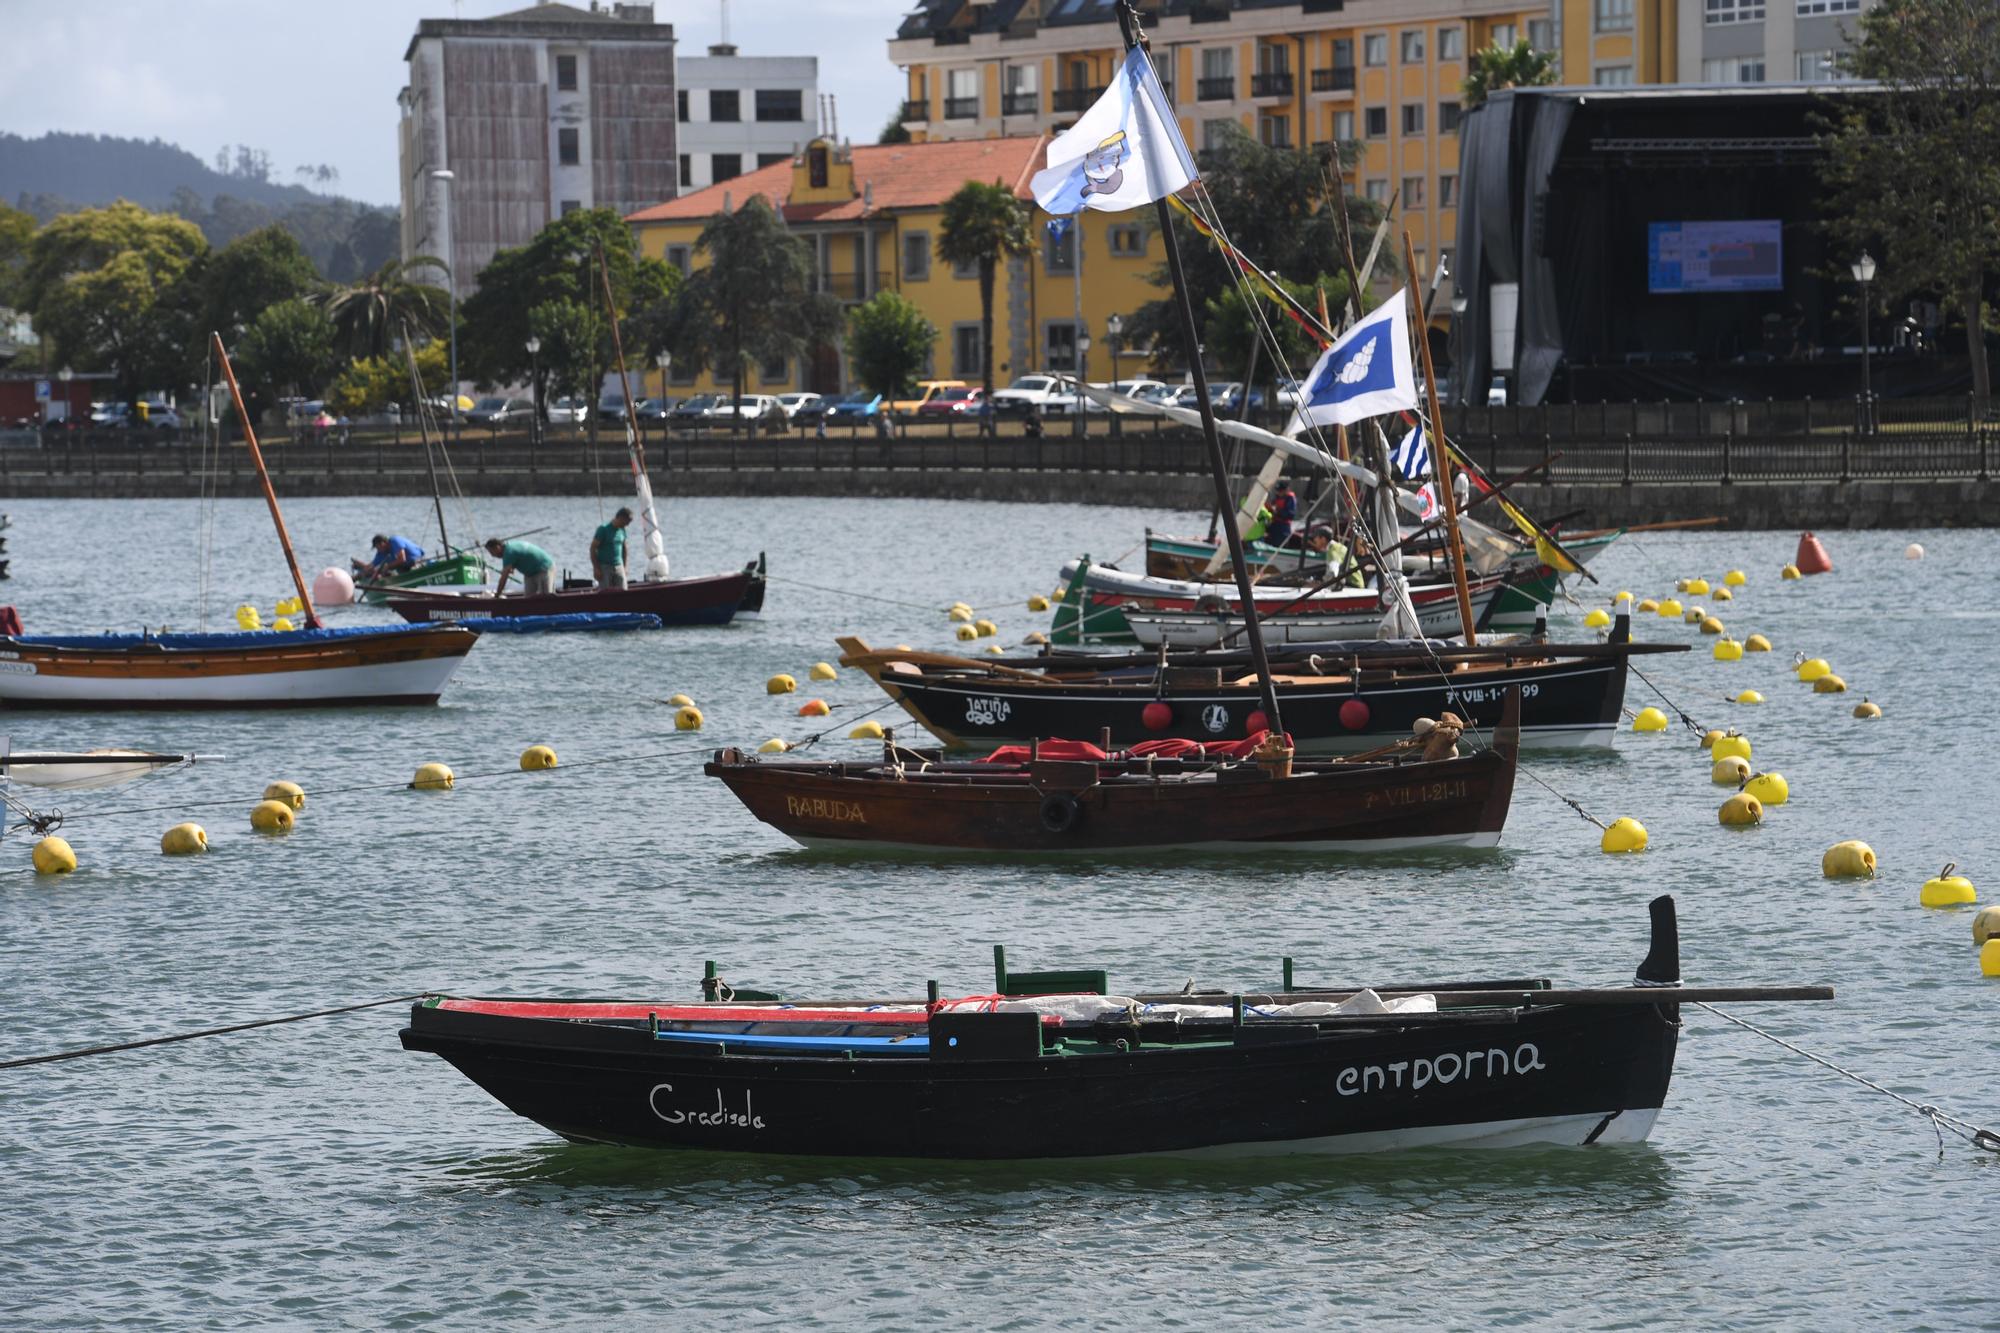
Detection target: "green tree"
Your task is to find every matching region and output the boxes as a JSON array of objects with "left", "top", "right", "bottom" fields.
[
  {"left": 526, "top": 297, "right": 599, "bottom": 409},
  {"left": 879, "top": 115, "right": 913, "bottom": 145},
  {"left": 844, "top": 290, "right": 937, "bottom": 397},
  {"left": 16, "top": 201, "right": 208, "bottom": 402},
  {"left": 0, "top": 202, "right": 35, "bottom": 308},
  {"left": 937, "top": 181, "right": 1032, "bottom": 417},
  {"left": 317, "top": 256, "right": 451, "bottom": 361},
  {"left": 1461, "top": 39, "right": 1558, "bottom": 109},
  {"left": 201, "top": 224, "right": 321, "bottom": 340},
  {"left": 1202, "top": 271, "right": 1350, "bottom": 402},
  {"left": 238, "top": 297, "right": 336, "bottom": 403},
  {"left": 1818, "top": 0, "right": 2000, "bottom": 402},
  {"left": 653, "top": 197, "right": 839, "bottom": 415},
  {"left": 325, "top": 341, "right": 449, "bottom": 416}
]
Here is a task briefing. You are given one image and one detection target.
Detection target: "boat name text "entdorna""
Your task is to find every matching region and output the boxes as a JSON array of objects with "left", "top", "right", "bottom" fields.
[
  {"left": 965, "top": 696, "right": 1012, "bottom": 726},
  {"left": 785, "top": 795, "right": 867, "bottom": 823},
  {"left": 1335, "top": 1043, "right": 1547, "bottom": 1096},
  {"left": 649, "top": 1084, "right": 767, "bottom": 1130},
  {"left": 1363, "top": 780, "right": 1467, "bottom": 810}
]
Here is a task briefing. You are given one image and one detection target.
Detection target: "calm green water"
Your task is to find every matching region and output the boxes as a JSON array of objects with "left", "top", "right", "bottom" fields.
[{"left": 1, "top": 496, "right": 1994, "bottom": 1329}]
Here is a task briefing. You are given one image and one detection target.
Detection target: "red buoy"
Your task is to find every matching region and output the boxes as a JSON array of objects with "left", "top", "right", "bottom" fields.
[
  {"left": 1338, "top": 698, "right": 1371, "bottom": 731},
  {"left": 1795, "top": 532, "right": 1832, "bottom": 575},
  {"left": 1245, "top": 710, "right": 1271, "bottom": 736},
  {"left": 1141, "top": 701, "right": 1173, "bottom": 731}
]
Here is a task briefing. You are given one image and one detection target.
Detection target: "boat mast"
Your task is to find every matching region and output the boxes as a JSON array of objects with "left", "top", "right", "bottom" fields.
[
  {"left": 596, "top": 243, "right": 671, "bottom": 581},
  {"left": 212, "top": 332, "right": 321, "bottom": 629},
  {"left": 1400, "top": 232, "right": 1477, "bottom": 645},
  {"left": 402, "top": 327, "right": 451, "bottom": 553},
  {"left": 1117, "top": 1, "right": 1282, "bottom": 734}
]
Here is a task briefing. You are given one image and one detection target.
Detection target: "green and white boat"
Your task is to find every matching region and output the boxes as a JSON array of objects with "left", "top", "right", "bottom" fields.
[{"left": 357, "top": 548, "right": 488, "bottom": 604}]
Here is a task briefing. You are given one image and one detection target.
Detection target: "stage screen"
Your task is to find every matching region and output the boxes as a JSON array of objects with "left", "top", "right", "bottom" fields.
[{"left": 1647, "top": 220, "right": 1783, "bottom": 293}]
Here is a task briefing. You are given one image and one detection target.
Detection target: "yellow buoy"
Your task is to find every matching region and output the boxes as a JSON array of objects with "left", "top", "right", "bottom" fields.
[
  {"left": 1984, "top": 938, "right": 2000, "bottom": 977},
  {"left": 797, "top": 698, "right": 831, "bottom": 717},
  {"left": 757, "top": 738, "right": 790, "bottom": 754},
  {"left": 262, "top": 780, "right": 305, "bottom": 811},
  {"left": 1637, "top": 598, "right": 1660, "bottom": 613},
  {"left": 1700, "top": 617, "right": 1726, "bottom": 636},
  {"left": 520, "top": 744, "right": 558, "bottom": 771},
  {"left": 1632, "top": 706, "right": 1670, "bottom": 733},
  {"left": 1686, "top": 578, "right": 1711, "bottom": 595},
  {"left": 1796, "top": 657, "right": 1831, "bottom": 682},
  {"left": 1822, "top": 840, "right": 1877, "bottom": 878},
  {"left": 848, "top": 719, "right": 885, "bottom": 740},
  {"left": 766, "top": 674, "right": 797, "bottom": 695},
  {"left": 1724, "top": 570, "right": 1747, "bottom": 586},
  {"left": 1711, "top": 755, "right": 1752, "bottom": 784},
  {"left": 161, "top": 822, "right": 209, "bottom": 855},
  {"left": 410, "top": 762, "right": 454, "bottom": 791},
  {"left": 1743, "top": 771, "right": 1789, "bottom": 806},
  {"left": 250, "top": 799, "right": 296, "bottom": 833},
  {"left": 1027, "top": 594, "right": 1051, "bottom": 612},
  {"left": 1584, "top": 608, "right": 1612, "bottom": 628},
  {"left": 674, "top": 705, "right": 704, "bottom": 731},
  {"left": 1718, "top": 792, "right": 1763, "bottom": 826},
  {"left": 1684, "top": 605, "right": 1706, "bottom": 624},
  {"left": 1735, "top": 688, "right": 1763, "bottom": 704},
  {"left": 1659, "top": 598, "right": 1683, "bottom": 617},
  {"left": 985, "top": 644, "right": 1005, "bottom": 655},
  {"left": 667, "top": 693, "right": 696, "bottom": 708},
  {"left": 1600, "top": 817, "right": 1649, "bottom": 854},
  {"left": 1711, "top": 733, "right": 1752, "bottom": 763},
  {"left": 1919, "top": 863, "right": 1976, "bottom": 908},
  {"left": 948, "top": 606, "right": 974, "bottom": 622},
  {"left": 1744, "top": 633, "right": 1772, "bottom": 653},
  {"left": 1974, "top": 904, "right": 2000, "bottom": 946},
  {"left": 974, "top": 618, "right": 998, "bottom": 638},
  {"left": 808, "top": 661, "right": 839, "bottom": 682},
  {"left": 1813, "top": 673, "right": 1848, "bottom": 694},
  {"left": 272, "top": 617, "right": 295, "bottom": 632},
  {"left": 1781, "top": 563, "right": 1802, "bottom": 580},
  {"left": 1713, "top": 587, "right": 1733, "bottom": 603},
  {"left": 955, "top": 624, "right": 978, "bottom": 641},
  {"left": 1853, "top": 698, "right": 1882, "bottom": 719},
  {"left": 1023, "top": 631, "right": 1049, "bottom": 646},
  {"left": 1615, "top": 590, "right": 1633, "bottom": 603},
  {"left": 32, "top": 836, "right": 77, "bottom": 874},
  {"left": 1701, "top": 728, "right": 1726, "bottom": 750}
]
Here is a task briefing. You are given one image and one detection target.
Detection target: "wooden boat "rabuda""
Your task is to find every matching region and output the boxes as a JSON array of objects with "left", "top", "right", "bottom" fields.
[
  {"left": 382, "top": 555, "right": 766, "bottom": 628},
  {"left": 399, "top": 896, "right": 1835, "bottom": 1159}
]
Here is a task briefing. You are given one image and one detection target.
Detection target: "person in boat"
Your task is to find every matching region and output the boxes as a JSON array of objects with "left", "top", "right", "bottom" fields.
[
  {"left": 591, "top": 507, "right": 633, "bottom": 589},
  {"left": 354, "top": 533, "right": 425, "bottom": 579},
  {"left": 1265, "top": 478, "right": 1299, "bottom": 548},
  {"left": 485, "top": 537, "right": 556, "bottom": 596}
]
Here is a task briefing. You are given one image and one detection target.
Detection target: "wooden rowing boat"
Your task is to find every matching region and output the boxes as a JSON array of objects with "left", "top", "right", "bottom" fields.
[{"left": 381, "top": 555, "right": 765, "bottom": 628}]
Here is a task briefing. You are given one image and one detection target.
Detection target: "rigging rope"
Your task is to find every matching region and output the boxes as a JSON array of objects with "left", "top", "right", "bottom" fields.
[
  {"left": 0, "top": 994, "right": 422, "bottom": 1071},
  {"left": 1692, "top": 1001, "right": 2000, "bottom": 1157}
]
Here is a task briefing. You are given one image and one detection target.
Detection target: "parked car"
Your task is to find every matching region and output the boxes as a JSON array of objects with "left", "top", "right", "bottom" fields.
[
  {"left": 775, "top": 392, "right": 824, "bottom": 420},
  {"left": 597, "top": 394, "right": 628, "bottom": 423},
  {"left": 1487, "top": 376, "right": 1509, "bottom": 407},
  {"left": 915, "top": 386, "right": 986, "bottom": 418},
  {"left": 824, "top": 391, "right": 884, "bottom": 422},
  {"left": 284, "top": 400, "right": 326, "bottom": 426},
  {"left": 466, "top": 396, "right": 533, "bottom": 425},
  {"left": 634, "top": 397, "right": 676, "bottom": 425},
  {"left": 546, "top": 396, "right": 591, "bottom": 425},
  {"left": 671, "top": 394, "right": 722, "bottom": 422},
  {"left": 990, "top": 374, "right": 1072, "bottom": 417},
  {"left": 714, "top": 394, "right": 781, "bottom": 420},
  {"left": 1272, "top": 378, "right": 1306, "bottom": 410},
  {"left": 1207, "top": 382, "right": 1265, "bottom": 414},
  {"left": 887, "top": 379, "right": 967, "bottom": 418}
]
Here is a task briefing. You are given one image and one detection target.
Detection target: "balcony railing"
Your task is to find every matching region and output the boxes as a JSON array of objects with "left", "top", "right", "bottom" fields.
[
  {"left": 1051, "top": 86, "right": 1107, "bottom": 112},
  {"left": 818, "top": 273, "right": 874, "bottom": 302},
  {"left": 1196, "top": 75, "right": 1235, "bottom": 101},
  {"left": 943, "top": 96, "right": 979, "bottom": 120},
  {"left": 1251, "top": 71, "right": 1294, "bottom": 97},
  {"left": 1311, "top": 67, "right": 1356, "bottom": 93},
  {"left": 900, "top": 99, "right": 929, "bottom": 122},
  {"left": 1002, "top": 91, "right": 1040, "bottom": 116}
]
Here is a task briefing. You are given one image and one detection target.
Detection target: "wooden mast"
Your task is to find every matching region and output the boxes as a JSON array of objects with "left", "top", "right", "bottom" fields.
[
  {"left": 212, "top": 332, "right": 320, "bottom": 629},
  {"left": 1400, "top": 231, "right": 1476, "bottom": 646},
  {"left": 402, "top": 324, "right": 451, "bottom": 553},
  {"left": 1118, "top": 1, "right": 1282, "bottom": 734}
]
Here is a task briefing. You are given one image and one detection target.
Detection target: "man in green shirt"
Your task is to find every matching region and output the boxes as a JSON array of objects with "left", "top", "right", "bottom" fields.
[
  {"left": 591, "top": 507, "right": 633, "bottom": 589},
  {"left": 485, "top": 537, "right": 556, "bottom": 596}
]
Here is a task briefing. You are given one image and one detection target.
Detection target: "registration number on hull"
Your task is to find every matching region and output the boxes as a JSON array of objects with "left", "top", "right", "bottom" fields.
[{"left": 1364, "top": 780, "right": 1468, "bottom": 810}]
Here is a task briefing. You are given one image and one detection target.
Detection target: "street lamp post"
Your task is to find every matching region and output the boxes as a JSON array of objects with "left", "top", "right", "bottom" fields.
[
  {"left": 1851, "top": 250, "right": 1876, "bottom": 435},
  {"left": 430, "top": 168, "right": 458, "bottom": 440},
  {"left": 1074, "top": 332, "right": 1092, "bottom": 438},
  {"left": 1106, "top": 313, "right": 1124, "bottom": 439},
  {"left": 653, "top": 350, "right": 672, "bottom": 455},
  {"left": 56, "top": 365, "right": 72, "bottom": 432},
  {"left": 525, "top": 335, "right": 542, "bottom": 446}
]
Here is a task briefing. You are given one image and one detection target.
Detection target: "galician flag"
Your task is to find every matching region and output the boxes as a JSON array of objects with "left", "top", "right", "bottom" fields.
[
  {"left": 1290, "top": 291, "right": 1418, "bottom": 430},
  {"left": 1031, "top": 46, "right": 1197, "bottom": 216}
]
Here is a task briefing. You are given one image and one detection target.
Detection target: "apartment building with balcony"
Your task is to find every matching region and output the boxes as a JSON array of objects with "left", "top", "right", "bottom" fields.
[{"left": 1551, "top": 0, "right": 1872, "bottom": 87}]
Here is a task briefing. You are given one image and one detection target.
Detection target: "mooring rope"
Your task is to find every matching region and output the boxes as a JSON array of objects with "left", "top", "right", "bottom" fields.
[
  {"left": 0, "top": 994, "right": 422, "bottom": 1071},
  {"left": 1630, "top": 661, "right": 1710, "bottom": 737},
  {"left": 1692, "top": 1001, "right": 2000, "bottom": 1157}
]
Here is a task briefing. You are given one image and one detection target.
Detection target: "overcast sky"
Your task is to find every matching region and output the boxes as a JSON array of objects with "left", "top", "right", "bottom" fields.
[{"left": 1, "top": 0, "right": 904, "bottom": 206}]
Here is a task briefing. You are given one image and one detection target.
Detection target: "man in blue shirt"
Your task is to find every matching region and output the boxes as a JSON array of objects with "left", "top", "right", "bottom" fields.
[
  {"left": 485, "top": 537, "right": 555, "bottom": 596},
  {"left": 355, "top": 533, "right": 424, "bottom": 579}
]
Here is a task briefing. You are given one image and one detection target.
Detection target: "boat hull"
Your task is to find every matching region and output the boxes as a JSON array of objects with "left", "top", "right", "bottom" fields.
[
  {"left": 1124, "top": 585, "right": 1500, "bottom": 648},
  {"left": 0, "top": 625, "right": 476, "bottom": 708},
  {"left": 401, "top": 998, "right": 1677, "bottom": 1160},
  {"left": 383, "top": 565, "right": 759, "bottom": 627},
  {"left": 357, "top": 550, "right": 487, "bottom": 604}
]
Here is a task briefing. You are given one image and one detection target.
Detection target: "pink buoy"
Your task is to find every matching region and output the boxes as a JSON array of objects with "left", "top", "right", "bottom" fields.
[
  {"left": 1794, "top": 532, "right": 1832, "bottom": 575},
  {"left": 1140, "top": 701, "right": 1173, "bottom": 731},
  {"left": 1245, "top": 710, "right": 1270, "bottom": 737},
  {"left": 311, "top": 567, "right": 356, "bottom": 606},
  {"left": 1338, "top": 698, "right": 1371, "bottom": 731}
]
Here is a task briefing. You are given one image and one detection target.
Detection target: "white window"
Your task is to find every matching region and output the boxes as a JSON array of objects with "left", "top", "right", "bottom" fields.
[
  {"left": 1401, "top": 103, "right": 1425, "bottom": 134},
  {"left": 1332, "top": 109, "right": 1355, "bottom": 140},
  {"left": 1438, "top": 174, "right": 1458, "bottom": 207},
  {"left": 1595, "top": 0, "right": 1634, "bottom": 31},
  {"left": 947, "top": 68, "right": 979, "bottom": 99},
  {"left": 1438, "top": 27, "right": 1462, "bottom": 59},
  {"left": 1202, "top": 47, "right": 1234, "bottom": 79},
  {"left": 1701, "top": 55, "right": 1766, "bottom": 82},
  {"left": 1364, "top": 178, "right": 1388, "bottom": 203},
  {"left": 1594, "top": 65, "right": 1635, "bottom": 85},
  {"left": 1527, "top": 18, "right": 1554, "bottom": 48},
  {"left": 1401, "top": 175, "right": 1426, "bottom": 207},
  {"left": 1363, "top": 33, "right": 1388, "bottom": 66},
  {"left": 1006, "top": 64, "right": 1037, "bottom": 94},
  {"left": 1795, "top": 50, "right": 1838, "bottom": 81},
  {"left": 903, "top": 232, "right": 930, "bottom": 281},
  {"left": 1705, "top": 0, "right": 1765, "bottom": 23},
  {"left": 1797, "top": 0, "right": 1859, "bottom": 12},
  {"left": 1489, "top": 22, "right": 1516, "bottom": 46},
  {"left": 1400, "top": 30, "right": 1425, "bottom": 63}
]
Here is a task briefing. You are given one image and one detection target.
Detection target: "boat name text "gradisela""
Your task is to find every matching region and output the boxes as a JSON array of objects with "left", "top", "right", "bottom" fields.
[
  {"left": 785, "top": 795, "right": 867, "bottom": 823},
  {"left": 1334, "top": 1043, "right": 1546, "bottom": 1096},
  {"left": 649, "top": 1084, "right": 767, "bottom": 1130}
]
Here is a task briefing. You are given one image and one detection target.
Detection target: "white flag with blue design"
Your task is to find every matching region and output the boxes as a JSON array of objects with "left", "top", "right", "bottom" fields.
[
  {"left": 1291, "top": 291, "right": 1418, "bottom": 430},
  {"left": 1390, "top": 422, "right": 1431, "bottom": 482},
  {"left": 1030, "top": 46, "right": 1197, "bottom": 215}
]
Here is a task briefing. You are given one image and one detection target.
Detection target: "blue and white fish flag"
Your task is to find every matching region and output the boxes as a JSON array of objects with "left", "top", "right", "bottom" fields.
[
  {"left": 1030, "top": 46, "right": 1198, "bottom": 216},
  {"left": 1291, "top": 291, "right": 1418, "bottom": 430}
]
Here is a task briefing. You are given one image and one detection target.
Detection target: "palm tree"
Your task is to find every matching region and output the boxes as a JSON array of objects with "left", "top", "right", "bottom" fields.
[
  {"left": 1461, "top": 39, "right": 1558, "bottom": 109},
  {"left": 316, "top": 257, "right": 452, "bottom": 360},
  {"left": 937, "top": 182, "right": 1033, "bottom": 428}
]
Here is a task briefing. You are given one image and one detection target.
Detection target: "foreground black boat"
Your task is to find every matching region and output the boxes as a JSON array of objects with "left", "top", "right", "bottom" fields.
[{"left": 401, "top": 897, "right": 1832, "bottom": 1159}]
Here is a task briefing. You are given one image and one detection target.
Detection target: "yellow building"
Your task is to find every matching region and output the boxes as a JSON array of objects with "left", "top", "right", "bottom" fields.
[
  {"left": 627, "top": 135, "right": 1168, "bottom": 398},
  {"left": 889, "top": 0, "right": 1554, "bottom": 302}
]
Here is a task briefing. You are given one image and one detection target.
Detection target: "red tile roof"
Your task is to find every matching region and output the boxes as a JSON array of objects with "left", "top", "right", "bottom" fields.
[{"left": 627, "top": 134, "right": 1051, "bottom": 224}]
